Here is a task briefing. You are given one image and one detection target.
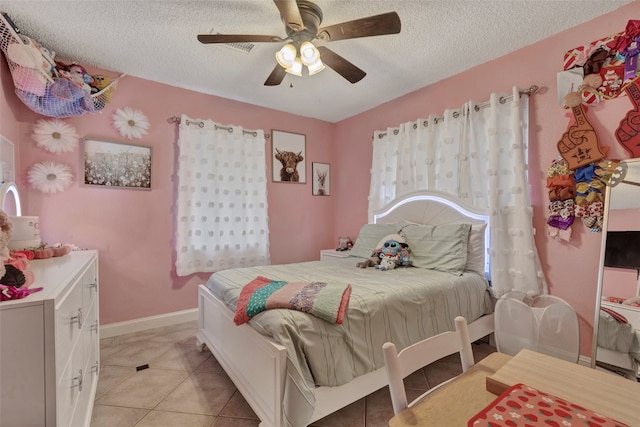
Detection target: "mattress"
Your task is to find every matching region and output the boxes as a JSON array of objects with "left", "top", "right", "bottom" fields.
[{"left": 205, "top": 256, "right": 492, "bottom": 425}]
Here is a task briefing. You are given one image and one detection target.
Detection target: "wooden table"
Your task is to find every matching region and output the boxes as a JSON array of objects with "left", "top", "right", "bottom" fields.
[{"left": 389, "top": 349, "right": 640, "bottom": 427}]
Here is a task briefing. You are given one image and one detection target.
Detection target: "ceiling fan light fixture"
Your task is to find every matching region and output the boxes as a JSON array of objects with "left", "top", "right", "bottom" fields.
[
  {"left": 299, "top": 41, "right": 320, "bottom": 66},
  {"left": 276, "top": 43, "right": 297, "bottom": 69},
  {"left": 285, "top": 57, "right": 303, "bottom": 76},
  {"left": 307, "top": 58, "right": 325, "bottom": 75}
]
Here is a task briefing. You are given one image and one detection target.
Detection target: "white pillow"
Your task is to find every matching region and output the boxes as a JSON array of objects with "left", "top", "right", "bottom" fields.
[{"left": 466, "top": 223, "right": 487, "bottom": 276}]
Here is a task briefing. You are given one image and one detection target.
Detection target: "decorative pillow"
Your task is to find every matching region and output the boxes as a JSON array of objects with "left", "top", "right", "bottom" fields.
[
  {"left": 466, "top": 223, "right": 487, "bottom": 276},
  {"left": 401, "top": 223, "right": 471, "bottom": 275},
  {"left": 349, "top": 223, "right": 402, "bottom": 258}
]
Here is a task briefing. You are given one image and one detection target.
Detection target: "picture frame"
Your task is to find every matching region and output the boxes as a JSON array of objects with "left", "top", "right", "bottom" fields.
[
  {"left": 272, "top": 129, "right": 306, "bottom": 183},
  {"left": 312, "top": 162, "right": 330, "bottom": 196},
  {"left": 83, "top": 138, "right": 152, "bottom": 190}
]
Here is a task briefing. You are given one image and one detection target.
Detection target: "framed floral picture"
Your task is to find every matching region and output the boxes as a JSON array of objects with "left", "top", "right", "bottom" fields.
[
  {"left": 83, "top": 138, "right": 152, "bottom": 190},
  {"left": 312, "top": 162, "right": 330, "bottom": 196},
  {"left": 272, "top": 129, "right": 306, "bottom": 183}
]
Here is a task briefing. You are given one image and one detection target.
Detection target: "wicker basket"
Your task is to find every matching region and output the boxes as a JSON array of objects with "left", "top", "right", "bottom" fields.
[{"left": 0, "top": 13, "right": 122, "bottom": 118}]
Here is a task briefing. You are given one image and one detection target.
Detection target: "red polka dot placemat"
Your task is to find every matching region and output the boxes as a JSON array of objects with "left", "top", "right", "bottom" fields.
[{"left": 468, "top": 383, "right": 629, "bottom": 427}]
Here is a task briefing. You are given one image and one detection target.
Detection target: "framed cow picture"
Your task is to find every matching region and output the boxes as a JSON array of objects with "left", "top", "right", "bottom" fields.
[{"left": 271, "top": 129, "right": 306, "bottom": 183}]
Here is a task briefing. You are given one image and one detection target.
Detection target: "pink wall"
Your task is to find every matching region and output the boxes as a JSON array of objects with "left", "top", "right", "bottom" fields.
[
  {"left": 333, "top": 2, "right": 640, "bottom": 356},
  {"left": 1, "top": 68, "right": 336, "bottom": 324}
]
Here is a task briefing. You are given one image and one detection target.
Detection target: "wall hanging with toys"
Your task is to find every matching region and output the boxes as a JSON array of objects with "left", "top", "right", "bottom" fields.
[
  {"left": 0, "top": 13, "right": 124, "bottom": 119},
  {"left": 560, "top": 20, "right": 640, "bottom": 107},
  {"left": 559, "top": 19, "right": 640, "bottom": 159},
  {"left": 550, "top": 20, "right": 640, "bottom": 242}
]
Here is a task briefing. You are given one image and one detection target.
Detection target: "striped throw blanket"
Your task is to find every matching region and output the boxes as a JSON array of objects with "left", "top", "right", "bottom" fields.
[{"left": 233, "top": 276, "right": 351, "bottom": 325}]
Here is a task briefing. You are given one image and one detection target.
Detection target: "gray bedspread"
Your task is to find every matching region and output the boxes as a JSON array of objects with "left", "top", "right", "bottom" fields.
[{"left": 206, "top": 256, "right": 492, "bottom": 426}]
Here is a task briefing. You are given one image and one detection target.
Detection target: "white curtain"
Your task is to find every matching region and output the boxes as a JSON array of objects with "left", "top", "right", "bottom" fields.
[
  {"left": 175, "top": 114, "right": 270, "bottom": 276},
  {"left": 369, "top": 87, "right": 546, "bottom": 297}
]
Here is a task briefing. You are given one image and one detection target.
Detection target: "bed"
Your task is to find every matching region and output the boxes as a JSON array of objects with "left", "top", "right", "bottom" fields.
[{"left": 196, "top": 190, "right": 495, "bottom": 427}]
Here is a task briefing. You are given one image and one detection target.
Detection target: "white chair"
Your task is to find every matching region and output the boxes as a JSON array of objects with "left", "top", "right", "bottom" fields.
[{"left": 382, "top": 316, "right": 475, "bottom": 415}]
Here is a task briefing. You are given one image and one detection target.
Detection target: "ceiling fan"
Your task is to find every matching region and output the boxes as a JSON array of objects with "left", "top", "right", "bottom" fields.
[{"left": 197, "top": 0, "right": 401, "bottom": 86}]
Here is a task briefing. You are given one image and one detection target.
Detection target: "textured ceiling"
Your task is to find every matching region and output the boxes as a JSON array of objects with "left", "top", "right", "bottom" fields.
[{"left": 0, "top": 0, "right": 634, "bottom": 122}]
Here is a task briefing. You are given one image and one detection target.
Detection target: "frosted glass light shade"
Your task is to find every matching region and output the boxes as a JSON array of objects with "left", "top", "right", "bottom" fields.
[
  {"left": 307, "top": 58, "right": 325, "bottom": 75},
  {"left": 285, "top": 57, "right": 303, "bottom": 76},
  {"left": 300, "top": 41, "right": 320, "bottom": 66},
  {"left": 276, "top": 44, "right": 297, "bottom": 69}
]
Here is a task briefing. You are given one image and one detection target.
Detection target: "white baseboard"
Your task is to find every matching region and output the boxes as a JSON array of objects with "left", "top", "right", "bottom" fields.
[{"left": 100, "top": 308, "right": 199, "bottom": 339}]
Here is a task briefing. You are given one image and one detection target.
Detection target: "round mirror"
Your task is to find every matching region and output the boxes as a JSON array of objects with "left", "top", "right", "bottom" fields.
[{"left": 0, "top": 182, "right": 21, "bottom": 216}]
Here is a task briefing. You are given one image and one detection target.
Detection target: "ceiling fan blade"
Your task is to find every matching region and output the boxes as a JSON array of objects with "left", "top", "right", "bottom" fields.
[
  {"left": 316, "top": 12, "right": 401, "bottom": 42},
  {"left": 264, "top": 64, "right": 287, "bottom": 86},
  {"left": 317, "top": 46, "right": 366, "bottom": 84},
  {"left": 198, "top": 34, "right": 283, "bottom": 44},
  {"left": 273, "top": 0, "right": 304, "bottom": 32}
]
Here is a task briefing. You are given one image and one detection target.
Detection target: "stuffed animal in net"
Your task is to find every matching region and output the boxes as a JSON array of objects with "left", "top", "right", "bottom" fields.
[
  {"left": 93, "top": 74, "right": 114, "bottom": 103},
  {"left": 356, "top": 233, "right": 411, "bottom": 269}
]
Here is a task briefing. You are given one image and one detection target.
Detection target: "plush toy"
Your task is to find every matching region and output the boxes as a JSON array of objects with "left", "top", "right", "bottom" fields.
[
  {"left": 356, "top": 233, "right": 411, "bottom": 269},
  {"left": 375, "top": 236, "right": 411, "bottom": 271},
  {"left": 0, "top": 211, "right": 41, "bottom": 300},
  {"left": 6, "top": 35, "right": 56, "bottom": 96},
  {"left": 93, "top": 74, "right": 114, "bottom": 104},
  {"left": 57, "top": 62, "right": 93, "bottom": 93},
  {"left": 376, "top": 256, "right": 397, "bottom": 271}
]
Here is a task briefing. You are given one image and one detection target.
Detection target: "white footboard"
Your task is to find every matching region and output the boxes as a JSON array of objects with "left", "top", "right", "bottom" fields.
[{"left": 197, "top": 284, "right": 286, "bottom": 427}]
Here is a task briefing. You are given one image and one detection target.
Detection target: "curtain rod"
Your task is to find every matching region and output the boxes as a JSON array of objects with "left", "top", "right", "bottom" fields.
[
  {"left": 375, "top": 85, "right": 539, "bottom": 139},
  {"left": 167, "top": 116, "right": 262, "bottom": 137}
]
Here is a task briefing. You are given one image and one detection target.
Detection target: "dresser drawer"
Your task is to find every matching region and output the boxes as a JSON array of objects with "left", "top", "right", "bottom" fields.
[
  {"left": 57, "top": 336, "right": 85, "bottom": 427},
  {"left": 55, "top": 275, "right": 84, "bottom": 377},
  {"left": 81, "top": 262, "right": 98, "bottom": 313},
  {"left": 82, "top": 301, "right": 99, "bottom": 373}
]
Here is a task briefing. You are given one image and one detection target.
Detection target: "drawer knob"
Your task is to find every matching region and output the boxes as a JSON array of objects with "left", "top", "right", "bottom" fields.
[
  {"left": 72, "top": 369, "right": 83, "bottom": 392},
  {"left": 70, "top": 308, "right": 83, "bottom": 329}
]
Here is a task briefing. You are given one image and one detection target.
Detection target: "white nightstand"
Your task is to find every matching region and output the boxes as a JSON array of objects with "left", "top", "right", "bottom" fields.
[{"left": 320, "top": 249, "right": 351, "bottom": 261}]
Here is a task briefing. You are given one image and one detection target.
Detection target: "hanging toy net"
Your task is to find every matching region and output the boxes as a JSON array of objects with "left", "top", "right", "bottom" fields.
[{"left": 0, "top": 12, "right": 124, "bottom": 118}]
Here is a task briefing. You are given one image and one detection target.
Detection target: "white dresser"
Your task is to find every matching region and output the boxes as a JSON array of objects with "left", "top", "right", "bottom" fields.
[{"left": 0, "top": 250, "right": 99, "bottom": 427}]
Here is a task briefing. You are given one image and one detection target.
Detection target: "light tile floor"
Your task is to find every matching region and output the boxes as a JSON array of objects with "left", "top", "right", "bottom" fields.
[{"left": 92, "top": 320, "right": 496, "bottom": 427}]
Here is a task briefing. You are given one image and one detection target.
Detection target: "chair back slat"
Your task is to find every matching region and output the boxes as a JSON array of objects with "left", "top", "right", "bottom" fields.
[{"left": 383, "top": 316, "right": 476, "bottom": 416}]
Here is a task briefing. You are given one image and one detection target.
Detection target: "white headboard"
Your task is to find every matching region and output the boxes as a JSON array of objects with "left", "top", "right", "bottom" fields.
[{"left": 371, "top": 190, "right": 491, "bottom": 277}]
